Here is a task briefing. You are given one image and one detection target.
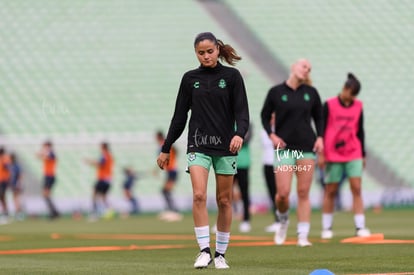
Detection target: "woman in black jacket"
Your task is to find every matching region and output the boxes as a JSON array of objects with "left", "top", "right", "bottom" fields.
[{"left": 157, "top": 32, "right": 249, "bottom": 269}]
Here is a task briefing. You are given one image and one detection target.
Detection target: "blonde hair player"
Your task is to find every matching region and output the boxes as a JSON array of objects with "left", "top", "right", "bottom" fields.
[{"left": 261, "top": 58, "right": 323, "bottom": 247}]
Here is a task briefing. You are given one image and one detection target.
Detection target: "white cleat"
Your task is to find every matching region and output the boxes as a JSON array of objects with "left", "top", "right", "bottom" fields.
[
  {"left": 163, "top": 211, "right": 183, "bottom": 222},
  {"left": 239, "top": 221, "right": 251, "bottom": 233},
  {"left": 194, "top": 251, "right": 212, "bottom": 269},
  {"left": 274, "top": 220, "right": 289, "bottom": 245},
  {"left": 0, "top": 215, "right": 9, "bottom": 225},
  {"left": 214, "top": 255, "right": 229, "bottom": 269},
  {"left": 297, "top": 238, "right": 312, "bottom": 247},
  {"left": 321, "top": 229, "right": 334, "bottom": 239},
  {"left": 356, "top": 228, "right": 371, "bottom": 237},
  {"left": 265, "top": 222, "right": 280, "bottom": 233}
]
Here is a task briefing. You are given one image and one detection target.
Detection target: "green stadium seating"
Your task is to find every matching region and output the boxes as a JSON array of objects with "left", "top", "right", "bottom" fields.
[
  {"left": 225, "top": 0, "right": 414, "bottom": 188},
  {"left": 1, "top": 0, "right": 412, "bottom": 213}
]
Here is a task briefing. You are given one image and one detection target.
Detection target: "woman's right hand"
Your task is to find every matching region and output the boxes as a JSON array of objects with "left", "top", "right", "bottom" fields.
[
  {"left": 157, "top": 152, "right": 170, "bottom": 170},
  {"left": 269, "top": 133, "right": 286, "bottom": 149}
]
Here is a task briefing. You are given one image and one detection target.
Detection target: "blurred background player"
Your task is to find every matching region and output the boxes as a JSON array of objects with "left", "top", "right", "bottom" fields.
[
  {"left": 85, "top": 142, "right": 114, "bottom": 220},
  {"left": 234, "top": 123, "right": 252, "bottom": 233},
  {"left": 122, "top": 166, "right": 139, "bottom": 215},
  {"left": 261, "top": 59, "right": 323, "bottom": 247},
  {"left": 36, "top": 141, "right": 60, "bottom": 219},
  {"left": 261, "top": 113, "right": 279, "bottom": 232},
  {"left": 319, "top": 73, "right": 370, "bottom": 239},
  {"left": 9, "top": 153, "right": 24, "bottom": 220},
  {"left": 0, "top": 147, "right": 11, "bottom": 224},
  {"left": 316, "top": 162, "right": 347, "bottom": 211},
  {"left": 155, "top": 130, "right": 182, "bottom": 222}
]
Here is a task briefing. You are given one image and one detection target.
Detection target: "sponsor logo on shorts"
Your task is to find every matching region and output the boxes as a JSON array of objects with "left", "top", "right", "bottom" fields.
[{"left": 188, "top": 153, "right": 196, "bottom": 162}]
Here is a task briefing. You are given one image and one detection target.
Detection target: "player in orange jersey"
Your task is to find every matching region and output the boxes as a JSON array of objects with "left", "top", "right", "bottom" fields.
[
  {"left": 155, "top": 131, "right": 182, "bottom": 221},
  {"left": 85, "top": 142, "right": 114, "bottom": 218},
  {"left": 37, "top": 141, "right": 60, "bottom": 219},
  {"left": 9, "top": 153, "right": 24, "bottom": 220},
  {"left": 0, "top": 147, "right": 11, "bottom": 223}
]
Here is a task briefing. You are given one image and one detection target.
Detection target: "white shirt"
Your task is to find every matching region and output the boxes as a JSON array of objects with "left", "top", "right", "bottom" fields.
[{"left": 261, "top": 129, "right": 274, "bottom": 165}]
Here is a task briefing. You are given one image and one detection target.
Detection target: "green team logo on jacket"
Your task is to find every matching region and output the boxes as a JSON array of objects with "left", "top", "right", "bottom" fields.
[
  {"left": 281, "top": 94, "right": 288, "bottom": 102},
  {"left": 304, "top": 93, "right": 310, "bottom": 101},
  {"left": 218, "top": 79, "right": 226, "bottom": 89},
  {"left": 194, "top": 81, "right": 200, "bottom": 88}
]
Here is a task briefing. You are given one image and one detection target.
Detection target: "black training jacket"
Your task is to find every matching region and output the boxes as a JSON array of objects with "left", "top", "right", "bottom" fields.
[
  {"left": 261, "top": 82, "right": 323, "bottom": 152},
  {"left": 162, "top": 62, "right": 250, "bottom": 156}
]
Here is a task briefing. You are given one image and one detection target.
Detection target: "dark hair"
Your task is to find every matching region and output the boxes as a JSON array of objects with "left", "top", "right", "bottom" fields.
[
  {"left": 101, "top": 142, "right": 109, "bottom": 151},
  {"left": 193, "top": 32, "right": 241, "bottom": 66},
  {"left": 344, "top": 73, "right": 361, "bottom": 96},
  {"left": 156, "top": 130, "right": 164, "bottom": 140},
  {"left": 44, "top": 140, "right": 52, "bottom": 147}
]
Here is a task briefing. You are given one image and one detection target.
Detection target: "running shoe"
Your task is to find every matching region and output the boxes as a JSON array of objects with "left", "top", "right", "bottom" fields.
[
  {"left": 356, "top": 228, "right": 371, "bottom": 237},
  {"left": 274, "top": 220, "right": 289, "bottom": 245},
  {"left": 214, "top": 255, "right": 229, "bottom": 269},
  {"left": 297, "top": 237, "right": 312, "bottom": 247},
  {"left": 321, "top": 229, "right": 334, "bottom": 239},
  {"left": 194, "top": 251, "right": 212, "bottom": 269}
]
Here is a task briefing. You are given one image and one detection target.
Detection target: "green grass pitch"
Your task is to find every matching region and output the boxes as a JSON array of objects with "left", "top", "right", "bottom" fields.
[{"left": 0, "top": 209, "right": 413, "bottom": 275}]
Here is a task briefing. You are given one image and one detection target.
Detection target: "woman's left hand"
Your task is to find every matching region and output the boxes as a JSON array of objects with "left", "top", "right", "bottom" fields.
[
  {"left": 229, "top": 135, "right": 244, "bottom": 154},
  {"left": 313, "top": 137, "right": 324, "bottom": 153}
]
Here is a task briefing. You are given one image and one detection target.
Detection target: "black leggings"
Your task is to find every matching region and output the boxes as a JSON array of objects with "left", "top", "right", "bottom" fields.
[
  {"left": 235, "top": 168, "right": 250, "bottom": 222},
  {"left": 263, "top": 165, "right": 278, "bottom": 221}
]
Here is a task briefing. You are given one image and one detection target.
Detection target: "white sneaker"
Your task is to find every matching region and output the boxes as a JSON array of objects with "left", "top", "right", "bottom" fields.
[
  {"left": 194, "top": 251, "right": 212, "bottom": 269},
  {"left": 157, "top": 211, "right": 172, "bottom": 221},
  {"left": 265, "top": 222, "right": 280, "bottom": 233},
  {"left": 297, "top": 237, "right": 312, "bottom": 247},
  {"left": 163, "top": 211, "right": 183, "bottom": 222},
  {"left": 239, "top": 221, "right": 251, "bottom": 233},
  {"left": 356, "top": 228, "right": 371, "bottom": 237},
  {"left": 214, "top": 255, "right": 229, "bottom": 269},
  {"left": 321, "top": 229, "right": 334, "bottom": 239},
  {"left": 0, "top": 215, "right": 9, "bottom": 225},
  {"left": 274, "top": 220, "right": 289, "bottom": 245}
]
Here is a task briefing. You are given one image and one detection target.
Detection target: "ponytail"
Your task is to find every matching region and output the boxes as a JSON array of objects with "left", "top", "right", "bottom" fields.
[
  {"left": 194, "top": 32, "right": 242, "bottom": 66},
  {"left": 344, "top": 73, "right": 361, "bottom": 96},
  {"left": 216, "top": 39, "right": 242, "bottom": 66}
]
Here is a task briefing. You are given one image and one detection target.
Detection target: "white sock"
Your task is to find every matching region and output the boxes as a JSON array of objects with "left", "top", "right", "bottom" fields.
[
  {"left": 297, "top": 222, "right": 310, "bottom": 239},
  {"left": 322, "top": 213, "right": 334, "bottom": 230},
  {"left": 194, "top": 226, "right": 210, "bottom": 251},
  {"left": 354, "top": 214, "right": 365, "bottom": 229},
  {"left": 215, "top": 231, "right": 230, "bottom": 255}
]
